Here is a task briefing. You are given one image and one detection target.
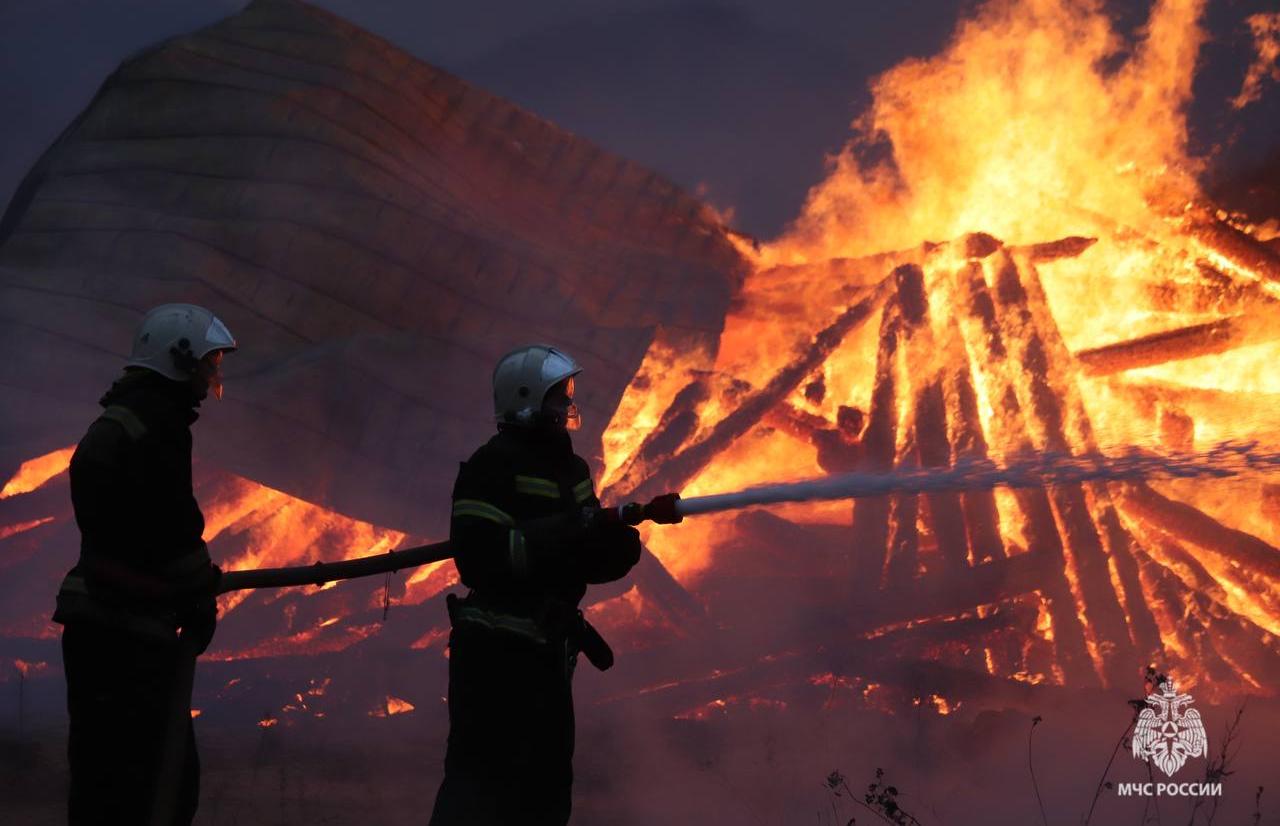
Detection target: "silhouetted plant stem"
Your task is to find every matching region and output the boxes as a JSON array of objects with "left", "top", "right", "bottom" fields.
[
  {"left": 1028, "top": 715, "right": 1049, "bottom": 826},
  {"left": 1085, "top": 713, "right": 1138, "bottom": 826}
]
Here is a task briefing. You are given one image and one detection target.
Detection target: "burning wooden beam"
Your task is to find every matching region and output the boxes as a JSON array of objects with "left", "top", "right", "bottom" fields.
[
  {"left": 1014, "top": 235, "right": 1098, "bottom": 262},
  {"left": 1074, "top": 314, "right": 1280, "bottom": 376},
  {"left": 947, "top": 351, "right": 1006, "bottom": 563},
  {"left": 867, "top": 550, "right": 1062, "bottom": 629},
  {"left": 986, "top": 249, "right": 1141, "bottom": 686},
  {"left": 1144, "top": 261, "right": 1278, "bottom": 315},
  {"left": 1131, "top": 544, "right": 1239, "bottom": 688},
  {"left": 948, "top": 256, "right": 1098, "bottom": 684},
  {"left": 896, "top": 263, "right": 970, "bottom": 571},
  {"left": 986, "top": 248, "right": 1161, "bottom": 663},
  {"left": 1118, "top": 482, "right": 1280, "bottom": 584},
  {"left": 885, "top": 431, "right": 920, "bottom": 588},
  {"left": 763, "top": 403, "right": 865, "bottom": 473},
  {"left": 606, "top": 281, "right": 891, "bottom": 506},
  {"left": 851, "top": 285, "right": 903, "bottom": 588},
  {"left": 1092, "top": 503, "right": 1164, "bottom": 661},
  {"left": 1140, "top": 538, "right": 1280, "bottom": 686},
  {"left": 604, "top": 379, "right": 711, "bottom": 498},
  {"left": 1187, "top": 212, "right": 1280, "bottom": 285}
]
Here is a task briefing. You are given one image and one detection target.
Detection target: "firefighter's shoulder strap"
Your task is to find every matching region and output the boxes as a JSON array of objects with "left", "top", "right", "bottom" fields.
[{"left": 98, "top": 405, "right": 148, "bottom": 441}]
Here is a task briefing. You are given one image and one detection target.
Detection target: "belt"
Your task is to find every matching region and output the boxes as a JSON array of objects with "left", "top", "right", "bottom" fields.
[{"left": 446, "top": 593, "right": 614, "bottom": 671}]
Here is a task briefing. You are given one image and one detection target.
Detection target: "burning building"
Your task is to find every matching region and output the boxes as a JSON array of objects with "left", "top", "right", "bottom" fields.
[{"left": 2, "top": 0, "right": 1279, "bottom": 822}]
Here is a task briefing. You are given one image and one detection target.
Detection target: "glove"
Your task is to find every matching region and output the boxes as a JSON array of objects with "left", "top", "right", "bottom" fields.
[
  {"left": 643, "top": 493, "right": 683, "bottom": 524},
  {"left": 521, "top": 510, "right": 587, "bottom": 548},
  {"left": 178, "top": 597, "right": 217, "bottom": 655},
  {"left": 586, "top": 503, "right": 640, "bottom": 527}
]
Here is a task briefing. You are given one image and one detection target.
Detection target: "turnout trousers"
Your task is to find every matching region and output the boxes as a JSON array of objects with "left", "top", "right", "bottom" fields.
[
  {"left": 62, "top": 623, "right": 199, "bottom": 826},
  {"left": 428, "top": 625, "right": 575, "bottom": 826}
]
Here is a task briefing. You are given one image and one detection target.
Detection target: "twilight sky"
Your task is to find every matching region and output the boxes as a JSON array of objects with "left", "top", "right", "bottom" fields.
[{"left": 0, "top": 0, "right": 1276, "bottom": 239}]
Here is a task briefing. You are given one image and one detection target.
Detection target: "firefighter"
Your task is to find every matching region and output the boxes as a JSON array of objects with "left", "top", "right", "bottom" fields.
[
  {"left": 54, "top": 303, "right": 236, "bottom": 826},
  {"left": 428, "top": 345, "right": 680, "bottom": 826}
]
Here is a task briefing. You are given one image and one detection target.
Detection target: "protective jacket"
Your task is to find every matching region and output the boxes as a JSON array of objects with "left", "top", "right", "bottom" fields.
[
  {"left": 53, "top": 370, "right": 219, "bottom": 640},
  {"left": 447, "top": 424, "right": 641, "bottom": 648}
]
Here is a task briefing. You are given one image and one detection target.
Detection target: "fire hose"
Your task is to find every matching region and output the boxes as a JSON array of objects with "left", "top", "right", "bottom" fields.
[{"left": 216, "top": 440, "right": 1279, "bottom": 594}]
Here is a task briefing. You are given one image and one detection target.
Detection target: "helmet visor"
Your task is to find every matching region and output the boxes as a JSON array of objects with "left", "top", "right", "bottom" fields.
[
  {"left": 564, "top": 376, "right": 579, "bottom": 430},
  {"left": 545, "top": 376, "right": 580, "bottom": 431},
  {"left": 200, "top": 350, "right": 227, "bottom": 401}
]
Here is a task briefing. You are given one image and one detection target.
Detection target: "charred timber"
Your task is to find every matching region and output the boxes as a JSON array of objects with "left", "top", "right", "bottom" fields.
[
  {"left": 885, "top": 437, "right": 921, "bottom": 588},
  {"left": 1143, "top": 538, "right": 1280, "bottom": 683},
  {"left": 1119, "top": 482, "right": 1280, "bottom": 584},
  {"left": 1189, "top": 213, "right": 1280, "bottom": 285},
  {"left": 1014, "top": 236, "right": 1098, "bottom": 262},
  {"left": 1144, "top": 262, "right": 1277, "bottom": 315},
  {"left": 1092, "top": 503, "right": 1163, "bottom": 660},
  {"left": 866, "top": 550, "right": 1057, "bottom": 628},
  {"left": 603, "top": 378, "right": 710, "bottom": 499},
  {"left": 950, "top": 255, "right": 1096, "bottom": 684},
  {"left": 1131, "top": 547, "right": 1242, "bottom": 688},
  {"left": 896, "top": 262, "right": 970, "bottom": 570},
  {"left": 1073, "top": 315, "right": 1280, "bottom": 376},
  {"left": 986, "top": 251, "right": 1135, "bottom": 685},
  {"left": 949, "top": 357, "right": 1006, "bottom": 563},
  {"left": 600, "top": 610, "right": 1022, "bottom": 716},
  {"left": 851, "top": 285, "right": 902, "bottom": 587}
]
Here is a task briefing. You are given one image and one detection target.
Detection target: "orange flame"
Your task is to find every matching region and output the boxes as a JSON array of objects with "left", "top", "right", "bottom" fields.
[
  {"left": 369, "top": 695, "right": 415, "bottom": 717},
  {"left": 0, "top": 446, "right": 74, "bottom": 499},
  {"left": 0, "top": 517, "right": 54, "bottom": 542},
  {"left": 1232, "top": 12, "right": 1280, "bottom": 110},
  {"left": 596, "top": 0, "right": 1280, "bottom": 699}
]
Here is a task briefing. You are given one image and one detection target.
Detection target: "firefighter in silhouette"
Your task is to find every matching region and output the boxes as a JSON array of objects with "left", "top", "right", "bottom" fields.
[
  {"left": 54, "top": 304, "right": 236, "bottom": 825},
  {"left": 428, "top": 345, "right": 680, "bottom": 826}
]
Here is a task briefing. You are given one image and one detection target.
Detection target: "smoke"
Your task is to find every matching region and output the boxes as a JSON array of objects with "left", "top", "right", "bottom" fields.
[{"left": 679, "top": 440, "right": 1280, "bottom": 516}]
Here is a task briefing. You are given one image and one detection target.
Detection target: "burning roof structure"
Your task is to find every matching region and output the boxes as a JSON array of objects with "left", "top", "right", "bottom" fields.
[{"left": 2, "top": 0, "right": 1280, "bottom": 787}]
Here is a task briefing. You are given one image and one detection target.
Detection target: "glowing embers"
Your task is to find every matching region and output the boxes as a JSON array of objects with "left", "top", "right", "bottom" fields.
[
  {"left": 369, "top": 695, "right": 415, "bottom": 718},
  {"left": 281, "top": 677, "right": 333, "bottom": 718},
  {"left": 808, "top": 674, "right": 959, "bottom": 718},
  {"left": 673, "top": 695, "right": 788, "bottom": 721}
]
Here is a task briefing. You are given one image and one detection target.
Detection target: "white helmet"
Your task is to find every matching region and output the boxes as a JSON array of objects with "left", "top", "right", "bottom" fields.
[
  {"left": 127, "top": 304, "right": 237, "bottom": 382},
  {"left": 492, "top": 345, "right": 582, "bottom": 429}
]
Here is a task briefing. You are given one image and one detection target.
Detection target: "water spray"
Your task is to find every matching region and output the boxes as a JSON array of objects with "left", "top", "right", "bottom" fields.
[
  {"left": 218, "top": 440, "right": 1280, "bottom": 593},
  {"left": 665, "top": 440, "right": 1280, "bottom": 520}
]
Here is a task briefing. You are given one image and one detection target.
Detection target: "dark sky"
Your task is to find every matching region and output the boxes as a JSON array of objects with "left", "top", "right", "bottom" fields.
[{"left": 0, "top": 0, "right": 1276, "bottom": 239}]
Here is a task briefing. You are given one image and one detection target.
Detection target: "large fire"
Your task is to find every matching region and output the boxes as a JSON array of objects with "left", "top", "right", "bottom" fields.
[
  {"left": 599, "top": 0, "right": 1280, "bottom": 699},
  {"left": 1, "top": 0, "right": 1278, "bottom": 713}
]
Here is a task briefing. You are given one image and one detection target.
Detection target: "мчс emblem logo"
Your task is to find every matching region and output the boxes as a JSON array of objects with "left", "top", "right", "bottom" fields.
[{"left": 1131, "top": 679, "right": 1208, "bottom": 777}]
